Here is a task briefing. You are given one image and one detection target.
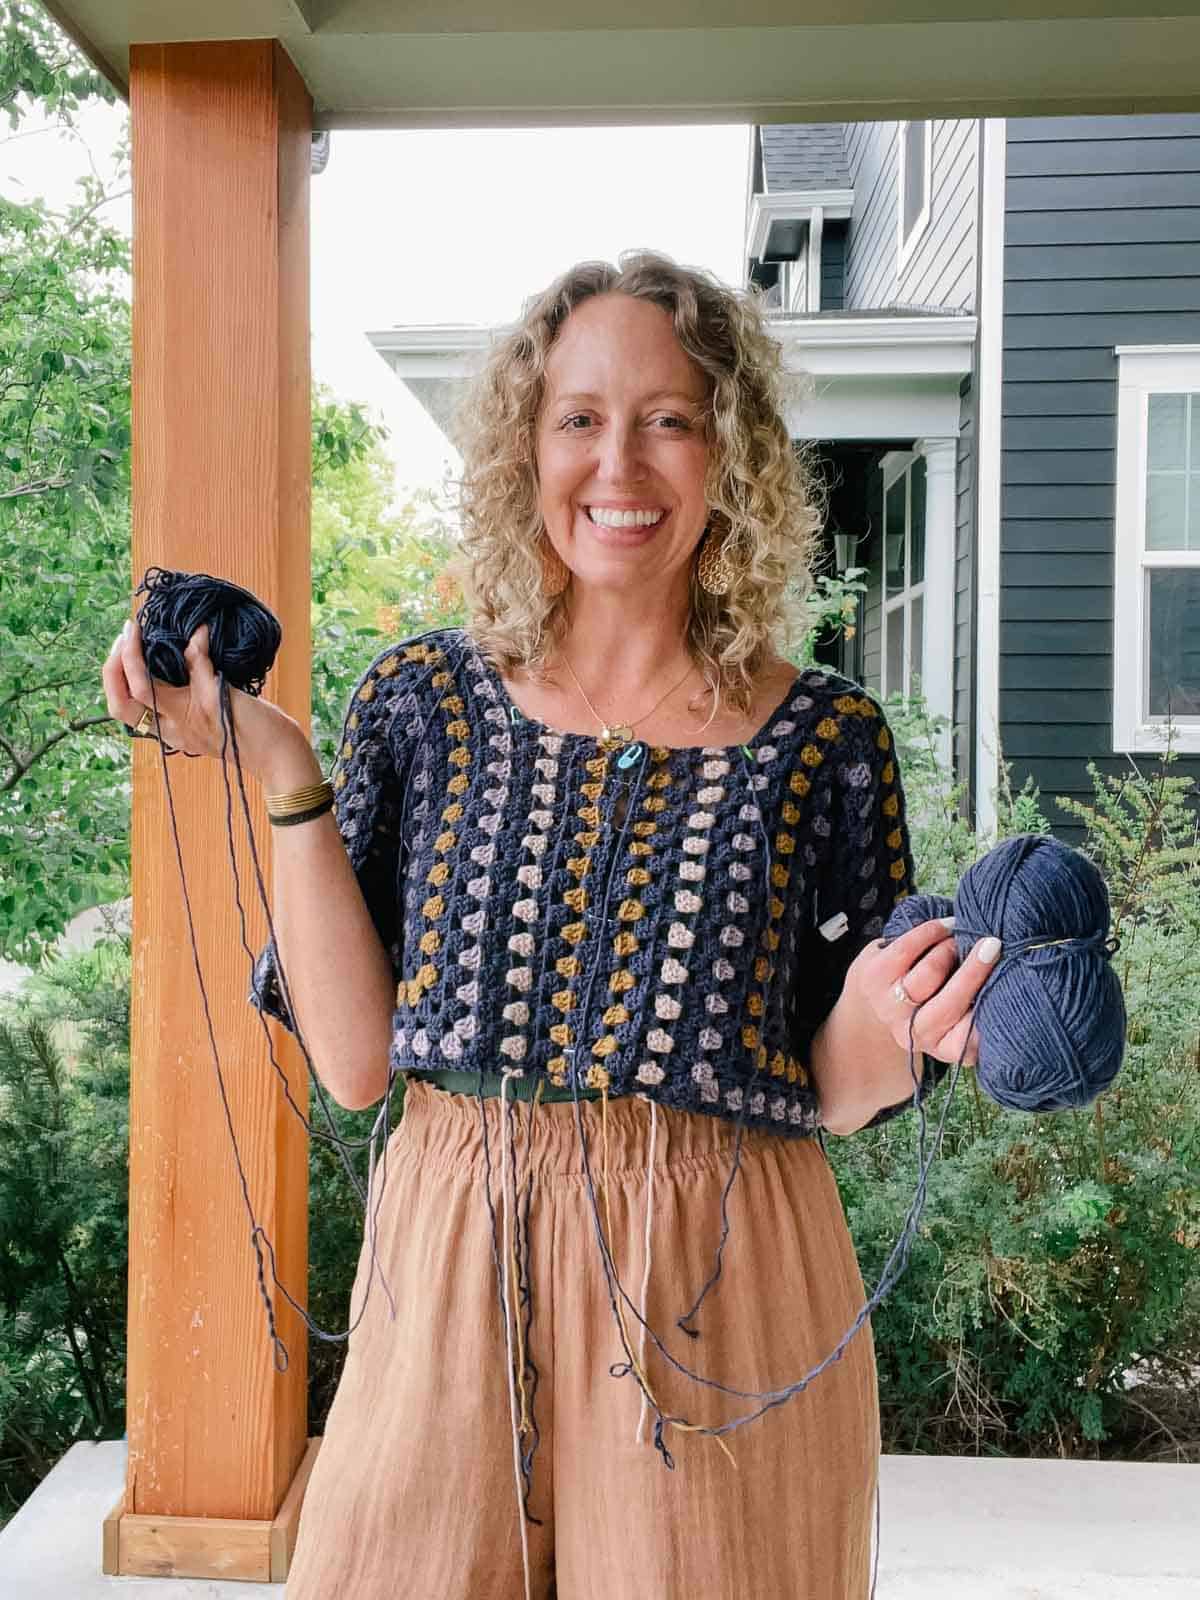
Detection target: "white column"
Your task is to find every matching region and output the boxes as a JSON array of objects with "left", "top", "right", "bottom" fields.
[
  {"left": 915, "top": 436, "right": 959, "bottom": 774},
  {"left": 975, "top": 118, "right": 1008, "bottom": 842},
  {"left": 805, "top": 206, "right": 824, "bottom": 313}
]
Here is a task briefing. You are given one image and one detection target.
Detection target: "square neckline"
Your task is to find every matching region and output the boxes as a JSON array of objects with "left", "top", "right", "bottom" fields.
[{"left": 460, "top": 629, "right": 811, "bottom": 758}]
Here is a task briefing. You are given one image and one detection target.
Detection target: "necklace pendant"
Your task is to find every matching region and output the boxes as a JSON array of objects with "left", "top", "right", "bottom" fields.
[{"left": 602, "top": 723, "right": 634, "bottom": 743}]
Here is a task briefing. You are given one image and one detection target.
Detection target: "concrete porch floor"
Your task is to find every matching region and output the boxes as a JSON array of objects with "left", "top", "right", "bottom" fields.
[{"left": 1, "top": 1440, "right": 1197, "bottom": 1597}]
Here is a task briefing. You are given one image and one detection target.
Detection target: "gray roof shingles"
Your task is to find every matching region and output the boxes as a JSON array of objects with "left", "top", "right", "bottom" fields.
[{"left": 760, "top": 125, "right": 851, "bottom": 192}]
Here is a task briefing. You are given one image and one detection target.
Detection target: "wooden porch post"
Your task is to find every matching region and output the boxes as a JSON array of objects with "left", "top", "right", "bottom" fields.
[{"left": 108, "top": 40, "right": 316, "bottom": 1582}]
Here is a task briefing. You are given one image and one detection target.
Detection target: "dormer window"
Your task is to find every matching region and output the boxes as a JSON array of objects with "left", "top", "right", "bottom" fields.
[{"left": 897, "top": 120, "right": 932, "bottom": 269}]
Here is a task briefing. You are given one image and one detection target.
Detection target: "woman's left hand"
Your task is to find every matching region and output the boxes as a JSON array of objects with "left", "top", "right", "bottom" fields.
[{"left": 845, "top": 917, "right": 1002, "bottom": 1069}]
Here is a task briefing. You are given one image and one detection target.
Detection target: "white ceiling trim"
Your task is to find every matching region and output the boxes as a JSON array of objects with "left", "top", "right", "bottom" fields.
[{"left": 42, "top": 8, "right": 1200, "bottom": 123}]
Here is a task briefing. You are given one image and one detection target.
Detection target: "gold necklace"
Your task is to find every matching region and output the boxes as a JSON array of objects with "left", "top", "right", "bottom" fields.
[{"left": 560, "top": 653, "right": 696, "bottom": 744}]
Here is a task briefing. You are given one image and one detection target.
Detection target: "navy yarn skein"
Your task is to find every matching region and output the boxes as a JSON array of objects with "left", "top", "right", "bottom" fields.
[
  {"left": 883, "top": 833, "right": 1125, "bottom": 1113},
  {"left": 132, "top": 566, "right": 281, "bottom": 701}
]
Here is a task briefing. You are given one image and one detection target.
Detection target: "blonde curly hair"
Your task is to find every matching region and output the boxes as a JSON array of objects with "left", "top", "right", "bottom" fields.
[{"left": 451, "top": 249, "right": 824, "bottom": 715}]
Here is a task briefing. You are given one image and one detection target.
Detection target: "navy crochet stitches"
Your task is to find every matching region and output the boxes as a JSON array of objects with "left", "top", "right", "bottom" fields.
[{"left": 251, "top": 626, "right": 944, "bottom": 1135}]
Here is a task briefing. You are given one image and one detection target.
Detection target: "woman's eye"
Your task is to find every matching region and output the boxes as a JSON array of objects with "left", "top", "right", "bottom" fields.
[
  {"left": 560, "top": 413, "right": 592, "bottom": 431},
  {"left": 652, "top": 415, "right": 691, "bottom": 431}
]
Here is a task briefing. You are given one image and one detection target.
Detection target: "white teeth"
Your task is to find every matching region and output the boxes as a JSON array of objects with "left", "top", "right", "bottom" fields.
[{"left": 586, "top": 507, "right": 665, "bottom": 529}]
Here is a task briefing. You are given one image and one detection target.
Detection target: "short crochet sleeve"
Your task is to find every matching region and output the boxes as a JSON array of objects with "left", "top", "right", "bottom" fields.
[
  {"left": 248, "top": 641, "right": 414, "bottom": 1034},
  {"left": 791, "top": 689, "right": 947, "bottom": 1131}
]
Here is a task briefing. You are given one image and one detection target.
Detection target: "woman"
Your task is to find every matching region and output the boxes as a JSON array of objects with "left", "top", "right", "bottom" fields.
[{"left": 102, "top": 252, "right": 997, "bottom": 1599}]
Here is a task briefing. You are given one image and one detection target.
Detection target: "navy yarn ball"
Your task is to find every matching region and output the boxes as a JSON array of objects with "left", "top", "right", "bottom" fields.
[
  {"left": 132, "top": 566, "right": 282, "bottom": 698},
  {"left": 882, "top": 834, "right": 1126, "bottom": 1114}
]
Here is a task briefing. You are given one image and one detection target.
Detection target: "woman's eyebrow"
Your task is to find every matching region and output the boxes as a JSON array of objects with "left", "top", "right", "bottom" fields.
[{"left": 547, "top": 389, "right": 705, "bottom": 409}]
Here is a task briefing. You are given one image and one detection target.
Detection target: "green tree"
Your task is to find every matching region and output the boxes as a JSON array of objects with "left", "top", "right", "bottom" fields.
[
  {"left": 0, "top": 5, "right": 442, "bottom": 961},
  {"left": 0, "top": 3, "right": 133, "bottom": 958},
  {"left": 310, "top": 416, "right": 463, "bottom": 766},
  {"left": 1, "top": 2, "right": 115, "bottom": 128}
]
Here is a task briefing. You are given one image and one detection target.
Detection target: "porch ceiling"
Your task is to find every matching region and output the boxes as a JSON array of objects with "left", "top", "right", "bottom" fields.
[{"left": 43, "top": 1, "right": 1200, "bottom": 125}]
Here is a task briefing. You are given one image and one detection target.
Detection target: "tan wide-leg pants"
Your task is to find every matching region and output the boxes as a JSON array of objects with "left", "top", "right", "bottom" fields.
[{"left": 286, "top": 1077, "right": 881, "bottom": 1599}]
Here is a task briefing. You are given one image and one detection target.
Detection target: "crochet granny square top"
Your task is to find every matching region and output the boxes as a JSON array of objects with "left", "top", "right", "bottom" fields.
[{"left": 250, "top": 626, "right": 945, "bottom": 1137}]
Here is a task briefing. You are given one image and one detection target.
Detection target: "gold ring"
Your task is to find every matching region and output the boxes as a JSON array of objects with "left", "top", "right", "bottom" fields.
[{"left": 134, "top": 706, "right": 156, "bottom": 736}]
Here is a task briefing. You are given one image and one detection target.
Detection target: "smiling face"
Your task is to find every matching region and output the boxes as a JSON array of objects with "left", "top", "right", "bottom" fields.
[{"left": 535, "top": 294, "right": 712, "bottom": 599}]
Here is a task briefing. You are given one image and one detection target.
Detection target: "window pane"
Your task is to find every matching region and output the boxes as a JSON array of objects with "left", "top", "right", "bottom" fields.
[
  {"left": 903, "top": 122, "right": 927, "bottom": 240},
  {"left": 1190, "top": 394, "right": 1200, "bottom": 465},
  {"left": 1147, "top": 470, "right": 1187, "bottom": 551},
  {"left": 910, "top": 594, "right": 924, "bottom": 694},
  {"left": 885, "top": 477, "right": 906, "bottom": 595},
  {"left": 1148, "top": 393, "right": 1188, "bottom": 471},
  {"left": 910, "top": 456, "right": 927, "bottom": 584},
  {"left": 885, "top": 610, "right": 903, "bottom": 698},
  {"left": 1147, "top": 569, "right": 1200, "bottom": 718},
  {"left": 1191, "top": 475, "right": 1200, "bottom": 551}
]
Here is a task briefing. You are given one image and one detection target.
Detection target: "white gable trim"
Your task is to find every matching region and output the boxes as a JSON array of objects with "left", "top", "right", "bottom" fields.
[{"left": 746, "top": 188, "right": 854, "bottom": 261}]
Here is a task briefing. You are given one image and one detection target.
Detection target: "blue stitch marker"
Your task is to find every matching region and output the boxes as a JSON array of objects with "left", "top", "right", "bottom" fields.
[
  {"left": 617, "top": 742, "right": 643, "bottom": 770},
  {"left": 509, "top": 704, "right": 523, "bottom": 724}
]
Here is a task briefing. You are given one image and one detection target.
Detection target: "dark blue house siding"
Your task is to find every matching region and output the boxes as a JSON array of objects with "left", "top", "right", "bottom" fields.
[
  {"left": 1000, "top": 114, "right": 1200, "bottom": 842},
  {"left": 820, "top": 223, "right": 847, "bottom": 311}
]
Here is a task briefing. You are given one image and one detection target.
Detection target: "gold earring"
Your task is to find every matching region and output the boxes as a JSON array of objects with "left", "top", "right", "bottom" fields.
[
  {"left": 540, "top": 538, "right": 571, "bottom": 598},
  {"left": 696, "top": 526, "right": 733, "bottom": 597}
]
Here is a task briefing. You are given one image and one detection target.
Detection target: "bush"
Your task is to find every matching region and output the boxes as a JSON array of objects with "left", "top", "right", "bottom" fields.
[
  {"left": 0, "top": 934, "right": 390, "bottom": 1517},
  {"left": 0, "top": 937, "right": 129, "bottom": 1521},
  {"left": 825, "top": 714, "right": 1200, "bottom": 1460}
]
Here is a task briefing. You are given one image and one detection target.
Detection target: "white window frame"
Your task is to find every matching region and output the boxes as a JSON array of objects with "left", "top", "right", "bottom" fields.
[
  {"left": 1113, "top": 344, "right": 1200, "bottom": 754},
  {"left": 897, "top": 119, "right": 933, "bottom": 273},
  {"left": 880, "top": 449, "right": 926, "bottom": 701}
]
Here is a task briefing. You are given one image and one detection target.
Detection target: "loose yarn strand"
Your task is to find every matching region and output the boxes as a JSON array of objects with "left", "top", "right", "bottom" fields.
[
  {"left": 224, "top": 678, "right": 381, "bottom": 1153},
  {"left": 499, "top": 1070, "right": 534, "bottom": 1600},
  {"left": 673, "top": 745, "right": 775, "bottom": 1339},
  {"left": 635, "top": 1095, "right": 659, "bottom": 1448},
  {"left": 133, "top": 592, "right": 464, "bottom": 1361},
  {"left": 145, "top": 670, "right": 287, "bottom": 1371},
  {"left": 217, "top": 678, "right": 372, "bottom": 1196},
  {"left": 218, "top": 671, "right": 402, "bottom": 1338},
  {"left": 516, "top": 1091, "right": 544, "bottom": 1506}
]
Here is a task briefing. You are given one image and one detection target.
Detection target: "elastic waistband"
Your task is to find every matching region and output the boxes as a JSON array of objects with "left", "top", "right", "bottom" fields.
[
  {"left": 398, "top": 1074, "right": 785, "bottom": 1184},
  {"left": 412, "top": 1068, "right": 604, "bottom": 1104}
]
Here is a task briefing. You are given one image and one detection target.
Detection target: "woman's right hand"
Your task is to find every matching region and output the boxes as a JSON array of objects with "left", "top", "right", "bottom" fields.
[{"left": 101, "top": 616, "right": 319, "bottom": 788}]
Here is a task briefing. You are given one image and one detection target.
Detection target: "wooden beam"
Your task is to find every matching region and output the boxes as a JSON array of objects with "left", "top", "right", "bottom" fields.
[{"left": 122, "top": 39, "right": 313, "bottom": 1569}]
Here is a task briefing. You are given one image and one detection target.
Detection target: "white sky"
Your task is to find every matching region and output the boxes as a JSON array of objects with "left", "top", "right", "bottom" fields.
[{"left": 2, "top": 98, "right": 751, "bottom": 495}]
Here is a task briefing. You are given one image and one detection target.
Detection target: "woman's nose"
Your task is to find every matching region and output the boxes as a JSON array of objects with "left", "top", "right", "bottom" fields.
[{"left": 596, "top": 421, "right": 647, "bottom": 482}]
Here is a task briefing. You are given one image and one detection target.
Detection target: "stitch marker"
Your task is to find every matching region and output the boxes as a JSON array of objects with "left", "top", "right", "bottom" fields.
[
  {"left": 741, "top": 744, "right": 754, "bottom": 761},
  {"left": 617, "top": 742, "right": 643, "bottom": 770},
  {"left": 508, "top": 704, "right": 523, "bottom": 724}
]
